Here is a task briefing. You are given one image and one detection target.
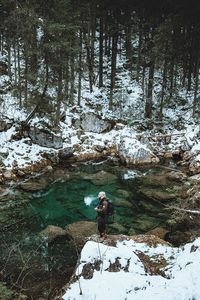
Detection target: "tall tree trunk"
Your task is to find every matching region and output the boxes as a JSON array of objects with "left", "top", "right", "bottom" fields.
[
  {"left": 69, "top": 48, "right": 75, "bottom": 105},
  {"left": 109, "top": 31, "right": 118, "bottom": 110},
  {"left": 125, "top": 14, "right": 132, "bottom": 61},
  {"left": 17, "top": 39, "right": 22, "bottom": 107},
  {"left": 169, "top": 57, "right": 174, "bottom": 99},
  {"left": 13, "top": 40, "right": 17, "bottom": 85},
  {"left": 24, "top": 57, "right": 28, "bottom": 106},
  {"left": 141, "top": 66, "right": 146, "bottom": 98},
  {"left": 145, "top": 63, "right": 154, "bottom": 119},
  {"left": 159, "top": 58, "right": 167, "bottom": 120},
  {"left": 55, "top": 68, "right": 63, "bottom": 125},
  {"left": 99, "top": 16, "right": 104, "bottom": 88},
  {"left": 7, "top": 39, "right": 12, "bottom": 80},
  {"left": 136, "top": 24, "right": 142, "bottom": 82},
  {"left": 78, "top": 29, "right": 83, "bottom": 106},
  {"left": 193, "top": 56, "right": 199, "bottom": 117},
  {"left": 29, "top": 25, "right": 38, "bottom": 84},
  {"left": 64, "top": 56, "right": 69, "bottom": 107}
]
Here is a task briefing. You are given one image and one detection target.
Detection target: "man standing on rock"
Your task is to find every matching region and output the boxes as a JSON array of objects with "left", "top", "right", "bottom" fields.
[{"left": 95, "top": 191, "right": 108, "bottom": 239}]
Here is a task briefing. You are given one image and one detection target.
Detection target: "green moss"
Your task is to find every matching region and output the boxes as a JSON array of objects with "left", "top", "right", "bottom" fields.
[{"left": 0, "top": 283, "right": 13, "bottom": 300}]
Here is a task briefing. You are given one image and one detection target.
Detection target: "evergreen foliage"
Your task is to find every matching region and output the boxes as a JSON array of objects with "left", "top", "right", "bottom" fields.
[{"left": 1, "top": 0, "right": 200, "bottom": 120}]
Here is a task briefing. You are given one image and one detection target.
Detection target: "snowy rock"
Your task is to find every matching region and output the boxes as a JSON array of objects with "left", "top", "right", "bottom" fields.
[
  {"left": 80, "top": 112, "right": 114, "bottom": 133},
  {"left": 28, "top": 126, "right": 63, "bottom": 149},
  {"left": 118, "top": 137, "right": 159, "bottom": 166}
]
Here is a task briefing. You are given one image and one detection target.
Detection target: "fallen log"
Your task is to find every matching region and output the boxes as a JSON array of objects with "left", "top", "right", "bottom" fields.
[{"left": 165, "top": 206, "right": 200, "bottom": 215}]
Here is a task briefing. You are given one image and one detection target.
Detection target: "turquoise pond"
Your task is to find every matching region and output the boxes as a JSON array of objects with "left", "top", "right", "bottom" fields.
[
  {"left": 0, "top": 163, "right": 175, "bottom": 299},
  {"left": 26, "top": 167, "right": 168, "bottom": 234}
]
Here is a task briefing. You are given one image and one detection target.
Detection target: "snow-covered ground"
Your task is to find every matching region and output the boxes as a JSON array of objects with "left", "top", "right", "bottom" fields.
[
  {"left": 0, "top": 80, "right": 199, "bottom": 171},
  {"left": 63, "top": 237, "right": 200, "bottom": 300}
]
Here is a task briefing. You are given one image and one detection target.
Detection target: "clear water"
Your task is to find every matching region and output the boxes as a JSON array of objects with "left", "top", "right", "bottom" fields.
[{"left": 0, "top": 163, "right": 173, "bottom": 299}]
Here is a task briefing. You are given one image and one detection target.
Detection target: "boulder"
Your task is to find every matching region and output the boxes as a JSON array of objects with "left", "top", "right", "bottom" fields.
[
  {"left": 118, "top": 137, "right": 159, "bottom": 166},
  {"left": 129, "top": 234, "right": 170, "bottom": 247},
  {"left": 81, "top": 112, "right": 114, "bottom": 133},
  {"left": 20, "top": 178, "right": 49, "bottom": 192},
  {"left": 40, "top": 225, "right": 69, "bottom": 242},
  {"left": 58, "top": 147, "right": 74, "bottom": 160},
  {"left": 116, "top": 189, "right": 130, "bottom": 198},
  {"left": 167, "top": 171, "right": 187, "bottom": 182},
  {"left": 65, "top": 221, "right": 97, "bottom": 247},
  {"left": 139, "top": 187, "right": 177, "bottom": 202},
  {"left": 81, "top": 170, "right": 117, "bottom": 185},
  {"left": 165, "top": 230, "right": 193, "bottom": 246},
  {"left": 146, "top": 227, "right": 169, "bottom": 240},
  {"left": 113, "top": 198, "right": 132, "bottom": 208},
  {"left": 28, "top": 126, "right": 63, "bottom": 149}
]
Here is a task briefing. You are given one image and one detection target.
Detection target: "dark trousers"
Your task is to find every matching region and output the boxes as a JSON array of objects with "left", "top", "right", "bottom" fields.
[{"left": 97, "top": 215, "right": 107, "bottom": 236}]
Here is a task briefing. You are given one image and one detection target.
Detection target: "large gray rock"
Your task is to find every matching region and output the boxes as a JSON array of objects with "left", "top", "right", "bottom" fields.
[
  {"left": 81, "top": 112, "right": 114, "bottom": 133},
  {"left": 118, "top": 137, "right": 159, "bottom": 166},
  {"left": 29, "top": 126, "right": 63, "bottom": 149}
]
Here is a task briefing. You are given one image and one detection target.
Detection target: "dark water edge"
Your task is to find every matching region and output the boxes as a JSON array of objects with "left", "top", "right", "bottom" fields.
[{"left": 0, "top": 161, "right": 183, "bottom": 299}]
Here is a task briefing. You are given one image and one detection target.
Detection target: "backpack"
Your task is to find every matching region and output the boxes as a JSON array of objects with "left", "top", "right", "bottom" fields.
[{"left": 106, "top": 199, "right": 115, "bottom": 216}]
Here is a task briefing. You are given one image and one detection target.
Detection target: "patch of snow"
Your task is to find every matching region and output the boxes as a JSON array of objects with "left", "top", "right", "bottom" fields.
[{"left": 63, "top": 238, "right": 200, "bottom": 300}]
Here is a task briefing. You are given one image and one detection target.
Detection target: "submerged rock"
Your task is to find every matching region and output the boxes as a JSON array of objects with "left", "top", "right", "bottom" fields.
[
  {"left": 81, "top": 170, "right": 117, "bottom": 185},
  {"left": 40, "top": 225, "right": 69, "bottom": 242},
  {"left": 108, "top": 222, "right": 128, "bottom": 234},
  {"left": 20, "top": 177, "right": 49, "bottom": 192},
  {"left": 116, "top": 189, "right": 130, "bottom": 198},
  {"left": 139, "top": 187, "right": 177, "bottom": 202},
  {"left": 112, "top": 198, "right": 132, "bottom": 208}
]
